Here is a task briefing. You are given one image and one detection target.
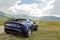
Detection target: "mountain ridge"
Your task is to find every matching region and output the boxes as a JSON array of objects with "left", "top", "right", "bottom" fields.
[
  {"left": 0, "top": 11, "right": 60, "bottom": 20},
  {"left": 40, "top": 16, "right": 60, "bottom": 20}
]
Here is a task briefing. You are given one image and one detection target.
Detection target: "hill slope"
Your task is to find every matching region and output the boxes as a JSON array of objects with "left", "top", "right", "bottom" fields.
[
  {"left": 0, "top": 11, "right": 15, "bottom": 19},
  {"left": 15, "top": 14, "right": 39, "bottom": 20},
  {"left": 40, "top": 16, "right": 60, "bottom": 20}
]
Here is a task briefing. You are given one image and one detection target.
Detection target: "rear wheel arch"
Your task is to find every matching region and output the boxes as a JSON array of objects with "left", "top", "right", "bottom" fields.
[{"left": 25, "top": 27, "right": 32, "bottom": 37}]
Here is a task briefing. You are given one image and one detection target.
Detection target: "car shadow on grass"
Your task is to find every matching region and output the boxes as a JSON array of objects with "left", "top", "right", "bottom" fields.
[{"left": 6, "top": 33, "right": 29, "bottom": 38}]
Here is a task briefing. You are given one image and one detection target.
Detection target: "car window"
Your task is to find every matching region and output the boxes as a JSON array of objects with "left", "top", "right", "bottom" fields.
[{"left": 14, "top": 19, "right": 26, "bottom": 22}]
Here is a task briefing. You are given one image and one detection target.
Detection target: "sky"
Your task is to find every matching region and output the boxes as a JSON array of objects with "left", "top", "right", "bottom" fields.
[
  {"left": 0, "top": 0, "right": 60, "bottom": 17},
  {"left": 0, "top": 0, "right": 18, "bottom": 12}
]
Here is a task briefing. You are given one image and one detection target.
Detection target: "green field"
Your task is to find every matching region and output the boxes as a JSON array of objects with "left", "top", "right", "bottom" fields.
[
  {"left": 0, "top": 19, "right": 7, "bottom": 26},
  {"left": 0, "top": 18, "right": 15, "bottom": 26},
  {"left": 0, "top": 20, "right": 60, "bottom": 40}
]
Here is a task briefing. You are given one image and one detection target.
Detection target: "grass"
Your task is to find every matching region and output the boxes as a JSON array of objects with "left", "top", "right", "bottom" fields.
[
  {"left": 0, "top": 18, "right": 15, "bottom": 26},
  {"left": 0, "top": 19, "right": 7, "bottom": 26},
  {"left": 0, "top": 20, "right": 60, "bottom": 40}
]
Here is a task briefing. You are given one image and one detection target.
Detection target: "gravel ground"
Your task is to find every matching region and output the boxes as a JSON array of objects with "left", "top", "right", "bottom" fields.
[{"left": 0, "top": 26, "right": 4, "bottom": 33}]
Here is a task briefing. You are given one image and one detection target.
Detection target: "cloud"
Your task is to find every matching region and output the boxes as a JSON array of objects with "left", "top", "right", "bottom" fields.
[
  {"left": 52, "top": 0, "right": 60, "bottom": 15},
  {"left": 9, "top": 0, "right": 56, "bottom": 17},
  {"left": 0, "top": 0, "right": 18, "bottom": 13}
]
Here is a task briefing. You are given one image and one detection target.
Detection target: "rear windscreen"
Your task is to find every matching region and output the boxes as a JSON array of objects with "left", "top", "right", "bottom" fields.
[{"left": 14, "top": 19, "right": 26, "bottom": 22}]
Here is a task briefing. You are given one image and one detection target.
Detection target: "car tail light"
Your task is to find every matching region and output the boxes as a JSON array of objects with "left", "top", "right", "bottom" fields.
[{"left": 16, "top": 24, "right": 23, "bottom": 27}]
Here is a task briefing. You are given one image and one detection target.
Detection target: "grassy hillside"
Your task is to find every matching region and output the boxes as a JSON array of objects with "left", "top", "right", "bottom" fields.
[
  {"left": 0, "top": 11, "right": 16, "bottom": 26},
  {"left": 0, "top": 18, "right": 16, "bottom": 26},
  {"left": 0, "top": 19, "right": 7, "bottom": 26},
  {"left": 0, "top": 20, "right": 60, "bottom": 40},
  {"left": 40, "top": 16, "right": 60, "bottom": 20}
]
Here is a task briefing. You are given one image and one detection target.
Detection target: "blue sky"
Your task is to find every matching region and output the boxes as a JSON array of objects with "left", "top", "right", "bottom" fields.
[{"left": 18, "top": 0, "right": 41, "bottom": 5}]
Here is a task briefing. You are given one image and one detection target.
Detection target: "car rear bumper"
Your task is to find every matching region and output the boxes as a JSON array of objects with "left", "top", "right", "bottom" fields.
[{"left": 4, "top": 27, "right": 21, "bottom": 34}]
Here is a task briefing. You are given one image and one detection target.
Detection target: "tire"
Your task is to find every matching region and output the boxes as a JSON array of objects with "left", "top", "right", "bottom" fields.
[
  {"left": 4, "top": 29, "right": 9, "bottom": 34},
  {"left": 24, "top": 28, "right": 32, "bottom": 37},
  {"left": 34, "top": 26, "right": 38, "bottom": 31},
  {"left": 34, "top": 28, "right": 38, "bottom": 31}
]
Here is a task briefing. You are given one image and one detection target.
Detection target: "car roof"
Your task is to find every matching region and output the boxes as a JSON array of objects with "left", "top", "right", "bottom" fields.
[
  {"left": 16, "top": 19, "right": 26, "bottom": 20},
  {"left": 15, "top": 19, "right": 32, "bottom": 21}
]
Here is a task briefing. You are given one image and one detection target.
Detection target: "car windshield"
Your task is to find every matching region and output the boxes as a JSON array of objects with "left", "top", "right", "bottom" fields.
[{"left": 14, "top": 19, "right": 26, "bottom": 22}]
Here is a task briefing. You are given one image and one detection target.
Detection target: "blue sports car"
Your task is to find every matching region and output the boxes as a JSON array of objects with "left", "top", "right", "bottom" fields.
[{"left": 4, "top": 19, "right": 38, "bottom": 37}]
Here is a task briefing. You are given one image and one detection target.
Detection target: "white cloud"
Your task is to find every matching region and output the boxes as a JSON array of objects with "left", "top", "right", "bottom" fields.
[{"left": 9, "top": 0, "right": 56, "bottom": 17}]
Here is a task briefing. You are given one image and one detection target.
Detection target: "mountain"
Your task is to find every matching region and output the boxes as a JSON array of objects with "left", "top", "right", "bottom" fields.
[
  {"left": 15, "top": 14, "right": 60, "bottom": 20},
  {"left": 0, "top": 11, "right": 38, "bottom": 20},
  {"left": 0, "top": 11, "right": 7, "bottom": 19},
  {"left": 15, "top": 14, "right": 39, "bottom": 20},
  {"left": 0, "top": 11, "right": 15, "bottom": 19},
  {"left": 1, "top": 11, "right": 60, "bottom": 20},
  {"left": 40, "top": 16, "right": 60, "bottom": 20}
]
